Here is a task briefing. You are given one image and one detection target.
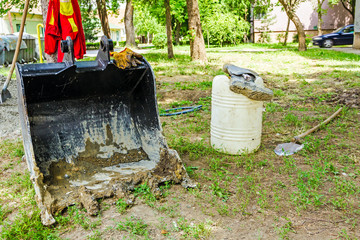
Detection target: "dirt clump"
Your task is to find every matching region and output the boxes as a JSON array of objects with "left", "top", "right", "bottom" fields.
[{"left": 328, "top": 88, "right": 360, "bottom": 108}]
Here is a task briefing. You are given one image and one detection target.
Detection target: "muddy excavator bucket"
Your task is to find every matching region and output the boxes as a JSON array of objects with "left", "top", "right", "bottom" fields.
[{"left": 16, "top": 36, "right": 192, "bottom": 225}]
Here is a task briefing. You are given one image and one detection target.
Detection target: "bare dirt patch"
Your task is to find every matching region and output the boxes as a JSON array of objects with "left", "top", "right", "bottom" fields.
[
  {"left": 0, "top": 75, "right": 21, "bottom": 140},
  {"left": 158, "top": 89, "right": 210, "bottom": 105},
  {"left": 157, "top": 75, "right": 211, "bottom": 106},
  {"left": 328, "top": 88, "right": 360, "bottom": 108}
]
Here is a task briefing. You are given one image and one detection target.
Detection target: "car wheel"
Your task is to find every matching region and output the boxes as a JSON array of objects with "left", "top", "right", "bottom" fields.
[{"left": 323, "top": 39, "right": 333, "bottom": 48}]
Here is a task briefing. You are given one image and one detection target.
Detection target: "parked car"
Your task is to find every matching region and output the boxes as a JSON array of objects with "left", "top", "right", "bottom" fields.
[{"left": 312, "top": 25, "right": 354, "bottom": 48}]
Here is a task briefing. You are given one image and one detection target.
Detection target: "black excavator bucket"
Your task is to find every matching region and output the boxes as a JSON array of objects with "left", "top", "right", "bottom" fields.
[{"left": 16, "top": 36, "right": 192, "bottom": 225}]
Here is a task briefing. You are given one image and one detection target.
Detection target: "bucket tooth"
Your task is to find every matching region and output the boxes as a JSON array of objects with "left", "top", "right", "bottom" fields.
[{"left": 16, "top": 36, "right": 193, "bottom": 225}]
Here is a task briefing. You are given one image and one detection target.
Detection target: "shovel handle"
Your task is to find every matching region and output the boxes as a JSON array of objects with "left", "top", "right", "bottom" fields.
[
  {"left": 293, "top": 107, "right": 343, "bottom": 143},
  {"left": 2, "top": 0, "right": 30, "bottom": 91}
]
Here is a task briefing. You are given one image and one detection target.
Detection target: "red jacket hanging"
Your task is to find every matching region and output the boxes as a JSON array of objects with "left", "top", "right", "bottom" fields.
[{"left": 45, "top": 0, "right": 86, "bottom": 62}]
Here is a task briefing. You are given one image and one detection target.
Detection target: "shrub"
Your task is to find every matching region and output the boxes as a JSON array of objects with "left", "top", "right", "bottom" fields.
[
  {"left": 86, "top": 42, "right": 100, "bottom": 49},
  {"left": 293, "top": 33, "right": 299, "bottom": 43},
  {"left": 277, "top": 33, "right": 285, "bottom": 43},
  {"left": 152, "top": 33, "right": 167, "bottom": 49},
  {"left": 202, "top": 11, "right": 250, "bottom": 46},
  {"left": 293, "top": 34, "right": 312, "bottom": 46},
  {"left": 258, "top": 31, "right": 271, "bottom": 43},
  {"left": 118, "top": 41, "right": 126, "bottom": 47}
]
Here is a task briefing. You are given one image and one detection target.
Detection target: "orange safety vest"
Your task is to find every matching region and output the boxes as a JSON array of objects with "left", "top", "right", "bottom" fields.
[{"left": 45, "top": 0, "right": 86, "bottom": 62}]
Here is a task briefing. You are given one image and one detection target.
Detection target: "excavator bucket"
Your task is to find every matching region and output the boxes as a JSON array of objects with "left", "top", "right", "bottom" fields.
[{"left": 16, "top": 36, "right": 192, "bottom": 225}]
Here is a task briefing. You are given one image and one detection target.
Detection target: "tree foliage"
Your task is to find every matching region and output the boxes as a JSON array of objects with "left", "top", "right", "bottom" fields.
[
  {"left": 199, "top": 0, "right": 250, "bottom": 46},
  {"left": 202, "top": 11, "right": 249, "bottom": 46},
  {"left": 133, "top": 5, "right": 164, "bottom": 37},
  {"left": 0, "top": 0, "right": 38, "bottom": 16},
  {"left": 328, "top": 0, "right": 355, "bottom": 20},
  {"left": 1, "top": 0, "right": 302, "bottom": 50},
  {"left": 79, "top": 0, "right": 101, "bottom": 41}
]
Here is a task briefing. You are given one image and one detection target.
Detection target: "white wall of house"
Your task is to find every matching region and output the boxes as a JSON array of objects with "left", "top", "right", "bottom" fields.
[
  {"left": 0, "top": 18, "right": 11, "bottom": 35},
  {"left": 110, "top": 29, "right": 126, "bottom": 42},
  {"left": 254, "top": 0, "right": 353, "bottom": 42}
]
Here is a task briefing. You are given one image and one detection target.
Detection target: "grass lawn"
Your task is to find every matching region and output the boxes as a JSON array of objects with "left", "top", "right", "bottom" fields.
[{"left": 0, "top": 44, "right": 359, "bottom": 239}]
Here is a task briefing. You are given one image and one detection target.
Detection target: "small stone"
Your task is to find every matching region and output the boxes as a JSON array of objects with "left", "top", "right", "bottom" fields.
[{"left": 64, "top": 174, "right": 70, "bottom": 179}]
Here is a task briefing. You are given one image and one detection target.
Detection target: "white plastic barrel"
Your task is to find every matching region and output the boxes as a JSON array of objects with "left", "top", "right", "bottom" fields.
[{"left": 211, "top": 75, "right": 263, "bottom": 154}]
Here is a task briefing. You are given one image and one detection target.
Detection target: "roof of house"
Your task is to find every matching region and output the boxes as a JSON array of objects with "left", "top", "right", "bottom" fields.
[{"left": 10, "top": 6, "right": 42, "bottom": 15}]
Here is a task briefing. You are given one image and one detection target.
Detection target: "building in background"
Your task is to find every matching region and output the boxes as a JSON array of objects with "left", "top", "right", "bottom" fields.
[
  {"left": 0, "top": 8, "right": 126, "bottom": 43},
  {"left": 107, "top": 9, "right": 126, "bottom": 43},
  {"left": 0, "top": 8, "right": 43, "bottom": 37},
  {"left": 254, "top": 0, "right": 353, "bottom": 43}
]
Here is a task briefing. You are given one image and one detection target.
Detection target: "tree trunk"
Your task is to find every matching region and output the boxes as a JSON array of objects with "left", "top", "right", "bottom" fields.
[
  {"left": 164, "top": 0, "right": 174, "bottom": 58},
  {"left": 278, "top": 0, "right": 307, "bottom": 51},
  {"left": 175, "top": 19, "right": 181, "bottom": 45},
  {"left": 249, "top": 3, "right": 254, "bottom": 43},
  {"left": 125, "top": 0, "right": 137, "bottom": 47},
  {"left": 96, "top": 0, "right": 111, "bottom": 39},
  {"left": 186, "top": 0, "right": 207, "bottom": 61},
  {"left": 8, "top": 12, "right": 14, "bottom": 33},
  {"left": 317, "top": 0, "right": 324, "bottom": 36},
  {"left": 207, "top": 29, "right": 210, "bottom": 48},
  {"left": 317, "top": 11, "right": 322, "bottom": 36},
  {"left": 41, "top": 0, "right": 57, "bottom": 62},
  {"left": 283, "top": 17, "right": 290, "bottom": 46}
]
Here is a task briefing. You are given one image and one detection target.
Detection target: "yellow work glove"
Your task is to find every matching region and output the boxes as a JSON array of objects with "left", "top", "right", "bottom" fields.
[{"left": 110, "top": 48, "right": 143, "bottom": 69}]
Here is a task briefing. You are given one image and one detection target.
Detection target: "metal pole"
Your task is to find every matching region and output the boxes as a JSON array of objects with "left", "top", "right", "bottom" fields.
[{"left": 37, "top": 23, "right": 44, "bottom": 63}]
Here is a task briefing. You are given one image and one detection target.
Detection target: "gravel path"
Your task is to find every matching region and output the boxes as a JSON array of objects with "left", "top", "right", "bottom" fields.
[{"left": 0, "top": 75, "right": 21, "bottom": 140}]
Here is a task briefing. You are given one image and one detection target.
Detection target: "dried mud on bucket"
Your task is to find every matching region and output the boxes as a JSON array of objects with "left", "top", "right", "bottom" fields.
[{"left": 32, "top": 147, "right": 193, "bottom": 225}]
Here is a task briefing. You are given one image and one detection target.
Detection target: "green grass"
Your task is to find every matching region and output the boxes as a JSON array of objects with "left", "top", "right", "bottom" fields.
[
  {"left": 116, "top": 198, "right": 129, "bottom": 214},
  {"left": 116, "top": 216, "right": 150, "bottom": 238},
  {"left": 1, "top": 209, "right": 59, "bottom": 239},
  {"left": 1, "top": 43, "right": 360, "bottom": 238},
  {"left": 274, "top": 217, "right": 295, "bottom": 240},
  {"left": 298, "top": 48, "right": 360, "bottom": 61},
  {"left": 0, "top": 205, "right": 10, "bottom": 225},
  {"left": 174, "top": 217, "right": 212, "bottom": 239},
  {"left": 0, "top": 139, "right": 24, "bottom": 159},
  {"left": 0, "top": 67, "right": 16, "bottom": 79},
  {"left": 55, "top": 205, "right": 101, "bottom": 230},
  {"left": 133, "top": 183, "right": 157, "bottom": 206}
]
